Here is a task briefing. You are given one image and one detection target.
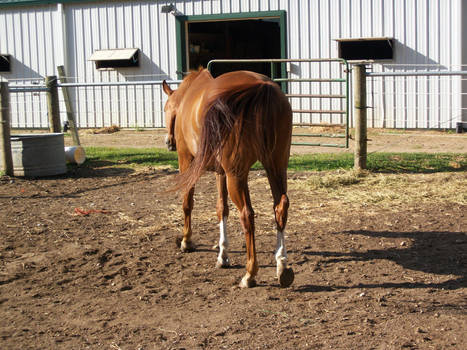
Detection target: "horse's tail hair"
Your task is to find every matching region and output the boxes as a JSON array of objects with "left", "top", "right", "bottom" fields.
[{"left": 176, "top": 80, "right": 290, "bottom": 193}]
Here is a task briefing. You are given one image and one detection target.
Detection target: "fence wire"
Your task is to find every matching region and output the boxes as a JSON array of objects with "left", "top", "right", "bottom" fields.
[
  {"left": 8, "top": 78, "right": 181, "bottom": 129},
  {"left": 365, "top": 64, "right": 467, "bottom": 129},
  {"left": 6, "top": 64, "right": 467, "bottom": 130}
]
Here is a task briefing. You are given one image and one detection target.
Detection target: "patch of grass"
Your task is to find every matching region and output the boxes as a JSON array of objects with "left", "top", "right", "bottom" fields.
[
  {"left": 133, "top": 125, "right": 145, "bottom": 132},
  {"left": 287, "top": 153, "right": 354, "bottom": 171},
  {"left": 84, "top": 147, "right": 178, "bottom": 169},
  {"left": 81, "top": 147, "right": 466, "bottom": 174},
  {"left": 287, "top": 152, "right": 466, "bottom": 173},
  {"left": 368, "top": 153, "right": 466, "bottom": 173}
]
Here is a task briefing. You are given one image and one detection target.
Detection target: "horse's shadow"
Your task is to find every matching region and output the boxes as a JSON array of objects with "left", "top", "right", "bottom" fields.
[{"left": 296, "top": 230, "right": 467, "bottom": 292}]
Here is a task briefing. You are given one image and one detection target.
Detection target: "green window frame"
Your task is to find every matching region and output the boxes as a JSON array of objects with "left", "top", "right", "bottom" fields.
[{"left": 175, "top": 10, "right": 287, "bottom": 79}]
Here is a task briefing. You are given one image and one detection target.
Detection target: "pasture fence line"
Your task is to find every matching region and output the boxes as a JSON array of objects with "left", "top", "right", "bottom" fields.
[
  {"left": 364, "top": 64, "right": 467, "bottom": 130},
  {"left": 7, "top": 78, "right": 182, "bottom": 130},
  {"left": 351, "top": 64, "right": 467, "bottom": 169},
  {"left": 207, "top": 58, "right": 351, "bottom": 149},
  {"left": 3, "top": 62, "right": 467, "bottom": 173}
]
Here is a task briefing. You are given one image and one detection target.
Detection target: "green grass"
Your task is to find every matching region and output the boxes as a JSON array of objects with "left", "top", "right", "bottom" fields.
[
  {"left": 84, "top": 147, "right": 179, "bottom": 169},
  {"left": 81, "top": 147, "right": 466, "bottom": 174}
]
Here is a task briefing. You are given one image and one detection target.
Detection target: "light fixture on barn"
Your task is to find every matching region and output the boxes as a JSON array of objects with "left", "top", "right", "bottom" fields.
[{"left": 161, "top": 4, "right": 178, "bottom": 15}]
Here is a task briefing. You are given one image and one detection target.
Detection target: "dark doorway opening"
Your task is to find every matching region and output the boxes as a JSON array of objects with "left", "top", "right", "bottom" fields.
[{"left": 186, "top": 19, "right": 282, "bottom": 77}]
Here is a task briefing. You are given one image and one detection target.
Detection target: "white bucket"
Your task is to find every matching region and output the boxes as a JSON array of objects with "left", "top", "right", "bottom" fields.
[{"left": 65, "top": 146, "right": 86, "bottom": 165}]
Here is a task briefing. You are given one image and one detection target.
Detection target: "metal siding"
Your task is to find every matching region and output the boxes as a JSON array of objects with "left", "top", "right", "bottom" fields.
[
  {"left": 0, "top": 5, "right": 56, "bottom": 128},
  {"left": 0, "top": 0, "right": 464, "bottom": 129}
]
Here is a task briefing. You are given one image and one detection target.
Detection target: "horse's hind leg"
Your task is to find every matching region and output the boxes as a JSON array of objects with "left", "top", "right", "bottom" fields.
[
  {"left": 226, "top": 173, "right": 258, "bottom": 288},
  {"left": 179, "top": 186, "right": 195, "bottom": 252},
  {"left": 216, "top": 172, "right": 230, "bottom": 268},
  {"left": 266, "top": 168, "right": 294, "bottom": 288},
  {"left": 177, "top": 154, "right": 195, "bottom": 252}
]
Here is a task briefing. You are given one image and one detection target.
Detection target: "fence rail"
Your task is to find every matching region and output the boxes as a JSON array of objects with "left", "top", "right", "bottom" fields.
[
  {"left": 207, "top": 58, "right": 350, "bottom": 148},
  {"left": 3, "top": 63, "right": 467, "bottom": 172},
  {"left": 4, "top": 63, "right": 467, "bottom": 134},
  {"left": 365, "top": 65, "right": 467, "bottom": 130},
  {"left": 7, "top": 79, "right": 181, "bottom": 129}
]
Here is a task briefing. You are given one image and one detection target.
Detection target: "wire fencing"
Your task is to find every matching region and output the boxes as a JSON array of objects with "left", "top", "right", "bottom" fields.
[
  {"left": 8, "top": 77, "right": 181, "bottom": 129},
  {"left": 365, "top": 64, "right": 467, "bottom": 129},
  {"left": 6, "top": 64, "right": 467, "bottom": 130}
]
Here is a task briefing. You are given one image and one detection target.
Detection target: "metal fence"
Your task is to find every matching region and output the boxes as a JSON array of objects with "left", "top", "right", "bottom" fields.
[
  {"left": 6, "top": 63, "right": 467, "bottom": 132},
  {"left": 207, "top": 58, "right": 350, "bottom": 148},
  {"left": 365, "top": 64, "right": 467, "bottom": 130},
  {"left": 8, "top": 77, "right": 181, "bottom": 129}
]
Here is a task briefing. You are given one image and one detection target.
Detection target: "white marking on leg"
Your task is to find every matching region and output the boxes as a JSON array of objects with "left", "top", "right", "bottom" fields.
[
  {"left": 240, "top": 272, "right": 253, "bottom": 288},
  {"left": 216, "top": 217, "right": 230, "bottom": 267},
  {"left": 275, "top": 230, "right": 288, "bottom": 277}
]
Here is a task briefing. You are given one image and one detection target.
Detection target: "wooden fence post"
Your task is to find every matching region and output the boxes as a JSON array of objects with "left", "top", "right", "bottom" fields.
[
  {"left": 45, "top": 76, "right": 61, "bottom": 133},
  {"left": 0, "top": 82, "right": 13, "bottom": 176},
  {"left": 57, "top": 66, "right": 81, "bottom": 145},
  {"left": 353, "top": 64, "right": 367, "bottom": 170}
]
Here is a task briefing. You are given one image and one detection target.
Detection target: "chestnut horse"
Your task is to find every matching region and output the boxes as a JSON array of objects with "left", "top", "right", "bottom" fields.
[{"left": 162, "top": 69, "right": 293, "bottom": 288}]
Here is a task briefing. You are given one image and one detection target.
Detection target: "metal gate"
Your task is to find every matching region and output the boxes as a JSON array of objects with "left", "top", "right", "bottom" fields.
[{"left": 207, "top": 58, "right": 350, "bottom": 148}]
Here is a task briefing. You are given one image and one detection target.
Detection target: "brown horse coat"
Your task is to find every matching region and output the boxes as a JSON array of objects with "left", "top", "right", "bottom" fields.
[{"left": 163, "top": 69, "right": 294, "bottom": 288}]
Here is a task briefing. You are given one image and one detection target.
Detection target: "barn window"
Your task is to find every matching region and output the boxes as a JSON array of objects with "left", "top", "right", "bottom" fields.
[
  {"left": 336, "top": 38, "right": 394, "bottom": 60},
  {"left": 89, "top": 48, "right": 139, "bottom": 70},
  {"left": 0, "top": 54, "right": 11, "bottom": 72}
]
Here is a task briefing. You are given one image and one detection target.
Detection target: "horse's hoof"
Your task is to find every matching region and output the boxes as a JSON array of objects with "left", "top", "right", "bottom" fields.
[
  {"left": 176, "top": 237, "right": 195, "bottom": 252},
  {"left": 239, "top": 276, "right": 257, "bottom": 288},
  {"left": 216, "top": 258, "right": 230, "bottom": 269},
  {"left": 278, "top": 267, "right": 294, "bottom": 288},
  {"left": 180, "top": 241, "right": 195, "bottom": 253}
]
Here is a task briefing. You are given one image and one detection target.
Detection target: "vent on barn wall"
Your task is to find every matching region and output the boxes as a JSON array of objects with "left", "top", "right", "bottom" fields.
[
  {"left": 89, "top": 48, "right": 139, "bottom": 70},
  {"left": 335, "top": 38, "right": 394, "bottom": 60},
  {"left": 0, "top": 54, "right": 11, "bottom": 72}
]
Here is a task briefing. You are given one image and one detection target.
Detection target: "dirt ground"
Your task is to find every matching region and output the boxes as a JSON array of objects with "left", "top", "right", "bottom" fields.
[{"left": 1, "top": 129, "right": 466, "bottom": 349}]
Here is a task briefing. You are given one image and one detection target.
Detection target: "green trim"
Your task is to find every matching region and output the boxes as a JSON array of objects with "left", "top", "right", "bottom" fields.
[
  {"left": 175, "top": 10, "right": 287, "bottom": 78},
  {"left": 279, "top": 11, "right": 287, "bottom": 91},
  {"left": 175, "top": 19, "right": 186, "bottom": 80}
]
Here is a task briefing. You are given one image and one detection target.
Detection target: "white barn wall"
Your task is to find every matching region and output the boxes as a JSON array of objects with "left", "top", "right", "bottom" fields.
[
  {"left": 0, "top": 5, "right": 62, "bottom": 127},
  {"left": 0, "top": 0, "right": 464, "bottom": 129}
]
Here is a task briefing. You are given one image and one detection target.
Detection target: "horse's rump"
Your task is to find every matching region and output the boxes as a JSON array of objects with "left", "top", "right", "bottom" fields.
[{"left": 177, "top": 74, "right": 292, "bottom": 192}]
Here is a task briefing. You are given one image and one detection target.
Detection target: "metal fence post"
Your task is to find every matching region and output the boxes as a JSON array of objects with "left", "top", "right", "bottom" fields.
[
  {"left": 353, "top": 64, "right": 367, "bottom": 170},
  {"left": 0, "top": 82, "right": 13, "bottom": 176},
  {"left": 45, "top": 76, "right": 61, "bottom": 133}
]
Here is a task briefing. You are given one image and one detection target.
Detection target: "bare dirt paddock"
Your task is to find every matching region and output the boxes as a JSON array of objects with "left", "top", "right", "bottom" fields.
[{"left": 0, "top": 129, "right": 466, "bottom": 349}]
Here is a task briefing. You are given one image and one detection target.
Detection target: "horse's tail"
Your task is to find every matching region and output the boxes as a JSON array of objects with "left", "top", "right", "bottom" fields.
[{"left": 176, "top": 79, "right": 291, "bottom": 193}]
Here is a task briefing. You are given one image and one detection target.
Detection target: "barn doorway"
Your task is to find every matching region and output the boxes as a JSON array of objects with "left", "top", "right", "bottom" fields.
[{"left": 175, "top": 11, "right": 287, "bottom": 78}]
